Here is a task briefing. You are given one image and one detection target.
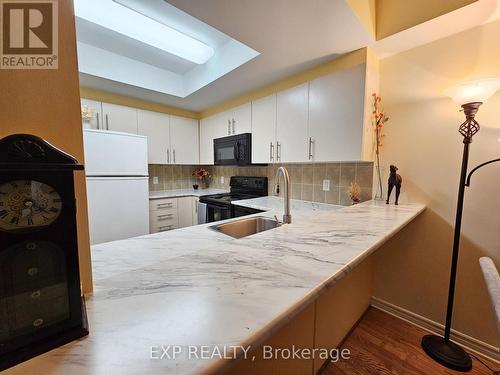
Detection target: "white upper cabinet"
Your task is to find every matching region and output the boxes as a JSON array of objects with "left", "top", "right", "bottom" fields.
[
  {"left": 215, "top": 103, "right": 252, "bottom": 136},
  {"left": 251, "top": 94, "right": 277, "bottom": 164},
  {"left": 200, "top": 113, "right": 227, "bottom": 164},
  {"left": 276, "top": 83, "right": 310, "bottom": 163},
  {"left": 102, "top": 102, "right": 138, "bottom": 134},
  {"left": 309, "top": 65, "right": 366, "bottom": 162},
  {"left": 137, "top": 110, "right": 171, "bottom": 164},
  {"left": 230, "top": 103, "right": 252, "bottom": 135},
  {"left": 170, "top": 116, "right": 199, "bottom": 165},
  {"left": 81, "top": 99, "right": 103, "bottom": 130}
]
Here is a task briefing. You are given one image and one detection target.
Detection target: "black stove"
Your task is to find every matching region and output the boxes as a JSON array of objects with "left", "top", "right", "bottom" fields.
[{"left": 199, "top": 176, "right": 268, "bottom": 223}]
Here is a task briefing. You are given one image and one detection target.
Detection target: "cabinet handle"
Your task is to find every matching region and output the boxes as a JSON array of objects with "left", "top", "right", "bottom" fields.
[
  {"left": 96, "top": 113, "right": 100, "bottom": 129},
  {"left": 105, "top": 114, "right": 109, "bottom": 130},
  {"left": 277, "top": 141, "right": 281, "bottom": 161},
  {"left": 270, "top": 142, "right": 274, "bottom": 162},
  {"left": 308, "top": 137, "right": 313, "bottom": 160},
  {"left": 167, "top": 149, "right": 170, "bottom": 163},
  {"left": 157, "top": 203, "right": 173, "bottom": 208},
  {"left": 158, "top": 225, "right": 174, "bottom": 231},
  {"left": 228, "top": 120, "right": 231, "bottom": 135},
  {"left": 173, "top": 149, "right": 176, "bottom": 164},
  {"left": 158, "top": 214, "right": 174, "bottom": 221},
  {"left": 232, "top": 118, "right": 235, "bottom": 134}
]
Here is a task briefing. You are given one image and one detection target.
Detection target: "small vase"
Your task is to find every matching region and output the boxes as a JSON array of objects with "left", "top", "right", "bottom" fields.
[
  {"left": 193, "top": 184, "right": 199, "bottom": 190},
  {"left": 201, "top": 177, "right": 209, "bottom": 189}
]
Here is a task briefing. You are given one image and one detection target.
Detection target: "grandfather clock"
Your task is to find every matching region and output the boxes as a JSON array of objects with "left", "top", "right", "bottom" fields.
[{"left": 0, "top": 134, "right": 88, "bottom": 370}]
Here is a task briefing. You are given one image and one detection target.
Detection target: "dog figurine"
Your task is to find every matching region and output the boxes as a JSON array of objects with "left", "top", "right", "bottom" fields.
[{"left": 386, "top": 165, "right": 402, "bottom": 205}]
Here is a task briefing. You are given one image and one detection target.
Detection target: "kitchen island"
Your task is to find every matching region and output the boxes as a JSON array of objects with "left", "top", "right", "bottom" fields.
[{"left": 4, "top": 198, "right": 425, "bottom": 375}]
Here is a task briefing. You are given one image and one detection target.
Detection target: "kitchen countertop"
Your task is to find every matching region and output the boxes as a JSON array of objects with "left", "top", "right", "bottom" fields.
[
  {"left": 5, "top": 198, "right": 425, "bottom": 375},
  {"left": 149, "top": 188, "right": 228, "bottom": 199}
]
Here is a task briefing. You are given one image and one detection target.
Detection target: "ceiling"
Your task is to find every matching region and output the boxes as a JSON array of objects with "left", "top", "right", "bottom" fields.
[
  {"left": 78, "top": 0, "right": 373, "bottom": 111},
  {"left": 78, "top": 0, "right": 500, "bottom": 112}
]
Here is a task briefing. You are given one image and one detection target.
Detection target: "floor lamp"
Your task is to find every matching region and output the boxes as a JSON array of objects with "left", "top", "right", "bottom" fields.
[{"left": 421, "top": 79, "right": 500, "bottom": 372}]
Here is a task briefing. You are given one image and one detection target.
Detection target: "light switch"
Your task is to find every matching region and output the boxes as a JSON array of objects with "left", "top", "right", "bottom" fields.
[
  {"left": 153, "top": 176, "right": 159, "bottom": 185},
  {"left": 220, "top": 176, "right": 225, "bottom": 184},
  {"left": 323, "top": 179, "right": 330, "bottom": 191}
]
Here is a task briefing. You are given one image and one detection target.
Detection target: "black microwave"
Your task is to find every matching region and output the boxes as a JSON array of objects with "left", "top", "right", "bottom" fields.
[{"left": 214, "top": 133, "right": 252, "bottom": 165}]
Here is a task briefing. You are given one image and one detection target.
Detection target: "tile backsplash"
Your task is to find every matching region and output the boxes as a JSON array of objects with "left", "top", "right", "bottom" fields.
[{"left": 149, "top": 162, "right": 373, "bottom": 206}]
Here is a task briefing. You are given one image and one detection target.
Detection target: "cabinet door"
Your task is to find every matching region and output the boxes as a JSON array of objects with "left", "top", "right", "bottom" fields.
[
  {"left": 81, "top": 99, "right": 102, "bottom": 130},
  {"left": 102, "top": 102, "right": 138, "bottom": 134},
  {"left": 177, "top": 197, "right": 193, "bottom": 228},
  {"left": 231, "top": 103, "right": 252, "bottom": 135},
  {"left": 309, "top": 65, "right": 365, "bottom": 162},
  {"left": 276, "top": 83, "right": 309, "bottom": 163},
  {"left": 199, "top": 113, "right": 227, "bottom": 164},
  {"left": 251, "top": 94, "right": 277, "bottom": 163},
  {"left": 137, "top": 110, "right": 171, "bottom": 164},
  {"left": 192, "top": 197, "right": 199, "bottom": 226},
  {"left": 170, "top": 116, "right": 199, "bottom": 164}
]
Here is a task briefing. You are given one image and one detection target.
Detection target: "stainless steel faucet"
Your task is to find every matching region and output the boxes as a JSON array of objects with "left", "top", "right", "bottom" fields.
[{"left": 274, "top": 166, "right": 292, "bottom": 224}]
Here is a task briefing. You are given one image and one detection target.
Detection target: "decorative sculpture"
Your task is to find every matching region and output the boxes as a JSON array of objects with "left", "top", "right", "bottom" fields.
[{"left": 386, "top": 165, "right": 402, "bottom": 205}]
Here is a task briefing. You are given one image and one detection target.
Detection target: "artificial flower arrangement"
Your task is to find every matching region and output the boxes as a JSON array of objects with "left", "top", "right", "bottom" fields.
[
  {"left": 371, "top": 93, "right": 390, "bottom": 199},
  {"left": 192, "top": 168, "right": 211, "bottom": 188},
  {"left": 81, "top": 105, "right": 95, "bottom": 122}
]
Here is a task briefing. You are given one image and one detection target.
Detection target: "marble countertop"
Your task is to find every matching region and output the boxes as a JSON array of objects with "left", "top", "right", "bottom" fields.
[
  {"left": 149, "top": 188, "right": 228, "bottom": 199},
  {"left": 5, "top": 199, "right": 425, "bottom": 375}
]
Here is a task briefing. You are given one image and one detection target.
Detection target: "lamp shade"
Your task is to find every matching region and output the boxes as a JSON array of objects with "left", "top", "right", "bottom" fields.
[{"left": 445, "top": 78, "right": 500, "bottom": 105}]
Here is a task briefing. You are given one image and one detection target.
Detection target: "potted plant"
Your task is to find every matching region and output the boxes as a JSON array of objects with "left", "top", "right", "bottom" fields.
[{"left": 192, "top": 168, "right": 211, "bottom": 189}]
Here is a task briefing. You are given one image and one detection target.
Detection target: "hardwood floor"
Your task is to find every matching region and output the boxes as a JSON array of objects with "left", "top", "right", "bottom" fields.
[{"left": 321, "top": 308, "right": 498, "bottom": 375}]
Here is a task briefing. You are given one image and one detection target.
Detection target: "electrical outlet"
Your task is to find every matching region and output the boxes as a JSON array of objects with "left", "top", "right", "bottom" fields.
[
  {"left": 220, "top": 176, "right": 225, "bottom": 184},
  {"left": 323, "top": 179, "right": 330, "bottom": 191},
  {"left": 153, "top": 176, "right": 159, "bottom": 185}
]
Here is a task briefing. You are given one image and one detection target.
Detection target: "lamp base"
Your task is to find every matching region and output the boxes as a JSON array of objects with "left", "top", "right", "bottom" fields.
[{"left": 421, "top": 335, "right": 472, "bottom": 372}]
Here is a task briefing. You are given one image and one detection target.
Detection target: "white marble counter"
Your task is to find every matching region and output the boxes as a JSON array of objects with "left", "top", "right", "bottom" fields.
[
  {"left": 5, "top": 199, "right": 425, "bottom": 375},
  {"left": 149, "top": 188, "right": 228, "bottom": 200},
  {"left": 233, "top": 196, "right": 342, "bottom": 216}
]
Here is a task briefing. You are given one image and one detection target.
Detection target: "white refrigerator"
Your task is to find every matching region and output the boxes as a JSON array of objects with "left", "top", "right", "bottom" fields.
[{"left": 83, "top": 129, "right": 149, "bottom": 245}]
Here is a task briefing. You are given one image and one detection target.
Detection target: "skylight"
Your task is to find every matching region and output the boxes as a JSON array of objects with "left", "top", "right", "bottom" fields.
[
  {"left": 74, "top": 0, "right": 260, "bottom": 98},
  {"left": 74, "top": 0, "right": 214, "bottom": 64}
]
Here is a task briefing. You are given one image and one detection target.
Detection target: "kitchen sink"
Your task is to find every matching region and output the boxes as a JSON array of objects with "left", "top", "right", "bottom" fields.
[{"left": 210, "top": 216, "right": 282, "bottom": 239}]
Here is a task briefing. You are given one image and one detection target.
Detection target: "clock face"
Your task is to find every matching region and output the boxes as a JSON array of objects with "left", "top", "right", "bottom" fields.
[{"left": 0, "top": 180, "right": 62, "bottom": 232}]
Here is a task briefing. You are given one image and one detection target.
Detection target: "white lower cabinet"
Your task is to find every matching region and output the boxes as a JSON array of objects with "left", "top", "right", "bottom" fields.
[
  {"left": 149, "top": 198, "right": 178, "bottom": 233},
  {"left": 177, "top": 196, "right": 193, "bottom": 228},
  {"left": 149, "top": 197, "right": 198, "bottom": 233}
]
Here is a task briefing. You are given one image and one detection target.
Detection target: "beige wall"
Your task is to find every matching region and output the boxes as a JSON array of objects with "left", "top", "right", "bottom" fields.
[
  {"left": 0, "top": 0, "right": 92, "bottom": 293},
  {"left": 374, "top": 20, "right": 500, "bottom": 347},
  {"left": 376, "top": 0, "right": 478, "bottom": 39}
]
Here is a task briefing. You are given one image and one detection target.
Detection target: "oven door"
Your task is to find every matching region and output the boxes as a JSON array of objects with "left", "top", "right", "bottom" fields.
[
  {"left": 206, "top": 203, "right": 232, "bottom": 223},
  {"left": 214, "top": 133, "right": 251, "bottom": 166}
]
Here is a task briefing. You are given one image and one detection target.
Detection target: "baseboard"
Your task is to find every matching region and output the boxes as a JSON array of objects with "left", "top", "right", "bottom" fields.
[{"left": 371, "top": 297, "right": 500, "bottom": 364}]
